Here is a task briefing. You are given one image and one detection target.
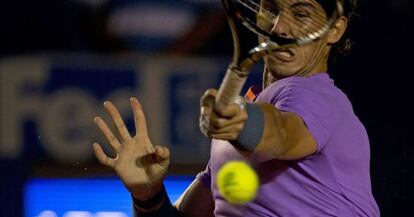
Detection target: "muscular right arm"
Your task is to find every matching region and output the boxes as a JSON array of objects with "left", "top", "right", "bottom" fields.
[
  {"left": 133, "top": 179, "right": 214, "bottom": 217},
  {"left": 175, "top": 179, "right": 215, "bottom": 217}
]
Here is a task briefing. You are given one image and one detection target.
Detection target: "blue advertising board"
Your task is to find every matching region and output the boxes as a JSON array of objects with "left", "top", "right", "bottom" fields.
[{"left": 25, "top": 176, "right": 194, "bottom": 217}]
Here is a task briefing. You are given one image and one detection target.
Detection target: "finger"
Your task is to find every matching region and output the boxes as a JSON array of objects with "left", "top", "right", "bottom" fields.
[
  {"left": 205, "top": 122, "right": 244, "bottom": 135},
  {"left": 154, "top": 145, "right": 170, "bottom": 168},
  {"left": 199, "top": 113, "right": 215, "bottom": 137},
  {"left": 154, "top": 145, "right": 170, "bottom": 161},
  {"left": 214, "top": 103, "right": 243, "bottom": 118},
  {"left": 94, "top": 116, "right": 121, "bottom": 152},
  {"left": 104, "top": 101, "right": 132, "bottom": 141},
  {"left": 200, "top": 106, "right": 212, "bottom": 130},
  {"left": 208, "top": 110, "right": 247, "bottom": 129},
  {"left": 200, "top": 88, "right": 217, "bottom": 107},
  {"left": 200, "top": 105, "right": 213, "bottom": 117},
  {"left": 199, "top": 116, "right": 244, "bottom": 139},
  {"left": 200, "top": 107, "right": 212, "bottom": 126},
  {"left": 93, "top": 143, "right": 116, "bottom": 167},
  {"left": 199, "top": 119, "right": 209, "bottom": 137},
  {"left": 209, "top": 133, "right": 239, "bottom": 141},
  {"left": 130, "top": 97, "right": 149, "bottom": 138}
]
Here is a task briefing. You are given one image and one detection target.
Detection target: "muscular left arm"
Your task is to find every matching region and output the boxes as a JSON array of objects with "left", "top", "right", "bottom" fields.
[{"left": 249, "top": 102, "right": 317, "bottom": 161}]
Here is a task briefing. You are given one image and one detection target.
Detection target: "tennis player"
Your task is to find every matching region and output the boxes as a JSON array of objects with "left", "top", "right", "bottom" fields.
[{"left": 93, "top": 0, "right": 380, "bottom": 216}]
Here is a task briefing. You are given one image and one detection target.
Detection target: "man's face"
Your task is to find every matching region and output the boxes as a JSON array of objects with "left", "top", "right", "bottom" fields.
[{"left": 258, "top": 0, "right": 332, "bottom": 85}]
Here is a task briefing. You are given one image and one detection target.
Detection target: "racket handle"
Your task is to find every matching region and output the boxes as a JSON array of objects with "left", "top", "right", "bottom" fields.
[{"left": 216, "top": 66, "right": 248, "bottom": 106}]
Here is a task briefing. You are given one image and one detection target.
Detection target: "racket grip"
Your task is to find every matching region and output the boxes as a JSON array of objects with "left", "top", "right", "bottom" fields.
[{"left": 216, "top": 66, "right": 248, "bottom": 106}]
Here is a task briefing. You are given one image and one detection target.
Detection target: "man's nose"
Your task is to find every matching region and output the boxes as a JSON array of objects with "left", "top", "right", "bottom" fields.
[{"left": 271, "top": 14, "right": 291, "bottom": 38}]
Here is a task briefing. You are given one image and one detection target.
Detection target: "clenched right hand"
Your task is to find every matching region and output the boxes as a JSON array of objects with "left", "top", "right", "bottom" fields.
[{"left": 93, "top": 97, "right": 170, "bottom": 200}]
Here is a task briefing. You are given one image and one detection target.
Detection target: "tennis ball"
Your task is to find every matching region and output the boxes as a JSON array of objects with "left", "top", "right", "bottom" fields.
[{"left": 217, "top": 161, "right": 259, "bottom": 205}]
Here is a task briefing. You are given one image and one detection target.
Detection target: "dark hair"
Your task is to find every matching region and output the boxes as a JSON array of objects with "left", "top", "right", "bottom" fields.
[
  {"left": 329, "top": 0, "right": 359, "bottom": 62},
  {"left": 317, "top": 0, "right": 359, "bottom": 62}
]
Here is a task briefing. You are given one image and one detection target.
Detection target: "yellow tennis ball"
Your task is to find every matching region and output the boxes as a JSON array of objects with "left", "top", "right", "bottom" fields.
[{"left": 217, "top": 161, "right": 259, "bottom": 205}]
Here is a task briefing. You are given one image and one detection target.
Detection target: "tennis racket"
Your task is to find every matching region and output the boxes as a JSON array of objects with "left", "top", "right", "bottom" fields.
[{"left": 216, "top": 0, "right": 344, "bottom": 106}]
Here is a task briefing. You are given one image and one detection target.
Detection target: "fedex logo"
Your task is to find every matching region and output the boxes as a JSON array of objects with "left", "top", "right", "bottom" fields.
[{"left": 0, "top": 55, "right": 220, "bottom": 164}]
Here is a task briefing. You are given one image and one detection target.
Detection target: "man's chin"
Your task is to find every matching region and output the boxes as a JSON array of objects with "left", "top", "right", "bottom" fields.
[
  {"left": 265, "top": 60, "right": 300, "bottom": 75},
  {"left": 268, "top": 68, "right": 300, "bottom": 80}
]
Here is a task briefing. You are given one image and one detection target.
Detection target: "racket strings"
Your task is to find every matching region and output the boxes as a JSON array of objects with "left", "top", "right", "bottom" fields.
[
  {"left": 234, "top": 0, "right": 336, "bottom": 41},
  {"left": 243, "top": 0, "right": 329, "bottom": 36},
  {"left": 237, "top": 0, "right": 331, "bottom": 29}
]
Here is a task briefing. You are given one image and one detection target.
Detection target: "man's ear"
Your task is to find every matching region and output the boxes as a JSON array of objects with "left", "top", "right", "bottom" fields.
[{"left": 327, "top": 16, "right": 348, "bottom": 44}]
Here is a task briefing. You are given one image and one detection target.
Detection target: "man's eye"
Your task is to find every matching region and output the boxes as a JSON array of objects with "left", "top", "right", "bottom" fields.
[{"left": 294, "top": 12, "right": 309, "bottom": 19}]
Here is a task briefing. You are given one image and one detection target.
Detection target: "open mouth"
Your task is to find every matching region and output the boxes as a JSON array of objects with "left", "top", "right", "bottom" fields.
[{"left": 272, "top": 49, "right": 295, "bottom": 61}]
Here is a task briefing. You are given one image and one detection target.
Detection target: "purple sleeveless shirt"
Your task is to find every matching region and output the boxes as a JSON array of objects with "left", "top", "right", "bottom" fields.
[{"left": 198, "top": 73, "right": 379, "bottom": 217}]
